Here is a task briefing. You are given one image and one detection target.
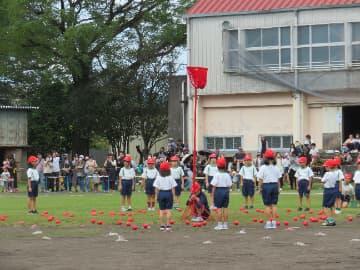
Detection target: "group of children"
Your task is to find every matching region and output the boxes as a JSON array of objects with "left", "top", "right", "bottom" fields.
[{"left": 25, "top": 150, "right": 360, "bottom": 230}]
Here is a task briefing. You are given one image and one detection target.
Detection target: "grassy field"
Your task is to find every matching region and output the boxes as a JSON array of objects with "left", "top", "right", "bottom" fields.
[{"left": 0, "top": 187, "right": 359, "bottom": 229}]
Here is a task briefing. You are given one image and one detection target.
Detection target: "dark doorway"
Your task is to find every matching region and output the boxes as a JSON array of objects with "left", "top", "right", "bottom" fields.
[{"left": 343, "top": 106, "right": 360, "bottom": 140}]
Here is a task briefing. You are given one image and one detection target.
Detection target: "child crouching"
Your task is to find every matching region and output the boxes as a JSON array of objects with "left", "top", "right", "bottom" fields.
[
  {"left": 153, "top": 162, "right": 177, "bottom": 232},
  {"left": 186, "top": 181, "right": 210, "bottom": 222}
]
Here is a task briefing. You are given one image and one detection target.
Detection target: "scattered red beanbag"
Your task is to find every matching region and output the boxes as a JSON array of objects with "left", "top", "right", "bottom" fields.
[
  {"left": 283, "top": 221, "right": 289, "bottom": 226},
  {"left": 233, "top": 220, "right": 240, "bottom": 226},
  {"left": 90, "top": 218, "right": 96, "bottom": 224}
]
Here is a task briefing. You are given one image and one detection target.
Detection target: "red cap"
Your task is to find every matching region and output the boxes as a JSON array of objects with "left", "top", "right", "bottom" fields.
[
  {"left": 209, "top": 153, "right": 217, "bottom": 159},
  {"left": 344, "top": 173, "right": 352, "bottom": 180},
  {"left": 264, "top": 149, "right": 275, "bottom": 159},
  {"left": 160, "top": 162, "right": 170, "bottom": 171},
  {"left": 298, "top": 157, "right": 307, "bottom": 164},
  {"left": 123, "top": 155, "right": 131, "bottom": 163},
  {"left": 333, "top": 157, "right": 341, "bottom": 166},
  {"left": 190, "top": 182, "right": 201, "bottom": 194},
  {"left": 324, "top": 159, "right": 336, "bottom": 168},
  {"left": 216, "top": 157, "right": 226, "bottom": 169},
  {"left": 170, "top": 155, "right": 179, "bottom": 162},
  {"left": 147, "top": 158, "right": 155, "bottom": 165},
  {"left": 27, "top": 155, "right": 38, "bottom": 164},
  {"left": 244, "top": 154, "right": 252, "bottom": 161}
]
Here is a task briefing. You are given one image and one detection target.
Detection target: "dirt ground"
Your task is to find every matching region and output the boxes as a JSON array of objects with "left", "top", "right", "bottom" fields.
[{"left": 1, "top": 221, "right": 360, "bottom": 270}]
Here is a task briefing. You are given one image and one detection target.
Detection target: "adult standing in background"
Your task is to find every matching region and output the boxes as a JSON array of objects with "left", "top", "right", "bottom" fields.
[
  {"left": 43, "top": 153, "right": 53, "bottom": 192},
  {"left": 8, "top": 155, "right": 17, "bottom": 192},
  {"left": 36, "top": 154, "right": 45, "bottom": 192},
  {"left": 52, "top": 152, "right": 61, "bottom": 191},
  {"left": 104, "top": 153, "right": 116, "bottom": 192},
  {"left": 260, "top": 137, "right": 267, "bottom": 158}
]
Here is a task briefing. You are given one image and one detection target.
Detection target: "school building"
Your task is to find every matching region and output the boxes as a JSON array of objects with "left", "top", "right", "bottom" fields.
[{"left": 185, "top": 0, "right": 360, "bottom": 155}]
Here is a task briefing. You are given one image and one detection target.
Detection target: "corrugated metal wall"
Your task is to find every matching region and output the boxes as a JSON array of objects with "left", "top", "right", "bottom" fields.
[{"left": 0, "top": 111, "right": 28, "bottom": 146}]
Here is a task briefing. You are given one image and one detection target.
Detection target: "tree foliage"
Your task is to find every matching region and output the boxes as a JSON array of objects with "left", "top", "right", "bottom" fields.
[{"left": 0, "top": 0, "right": 193, "bottom": 154}]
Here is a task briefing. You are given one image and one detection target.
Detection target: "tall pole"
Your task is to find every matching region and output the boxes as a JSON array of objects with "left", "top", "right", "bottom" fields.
[{"left": 192, "top": 88, "right": 198, "bottom": 183}]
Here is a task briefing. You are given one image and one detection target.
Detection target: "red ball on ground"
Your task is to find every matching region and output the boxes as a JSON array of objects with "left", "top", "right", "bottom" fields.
[
  {"left": 90, "top": 218, "right": 96, "bottom": 224},
  {"left": 283, "top": 221, "right": 289, "bottom": 226},
  {"left": 233, "top": 220, "right": 240, "bottom": 226}
]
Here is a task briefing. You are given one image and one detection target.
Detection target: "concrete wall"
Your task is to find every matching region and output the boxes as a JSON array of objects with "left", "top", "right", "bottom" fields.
[{"left": 198, "top": 93, "right": 293, "bottom": 152}]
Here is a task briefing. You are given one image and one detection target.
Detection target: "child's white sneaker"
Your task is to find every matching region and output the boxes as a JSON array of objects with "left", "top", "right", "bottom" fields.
[
  {"left": 147, "top": 208, "right": 152, "bottom": 211},
  {"left": 264, "top": 221, "right": 272, "bottom": 229},
  {"left": 271, "top": 220, "right": 277, "bottom": 229},
  {"left": 214, "top": 223, "right": 223, "bottom": 231},
  {"left": 121, "top": 206, "right": 127, "bottom": 212},
  {"left": 334, "top": 209, "right": 341, "bottom": 214},
  {"left": 222, "top": 222, "right": 229, "bottom": 230}
]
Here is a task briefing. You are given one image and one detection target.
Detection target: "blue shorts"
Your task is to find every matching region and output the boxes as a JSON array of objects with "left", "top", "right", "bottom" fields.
[
  {"left": 335, "top": 182, "right": 341, "bottom": 198},
  {"left": 355, "top": 184, "right": 360, "bottom": 201},
  {"left": 175, "top": 179, "right": 182, "bottom": 196},
  {"left": 121, "top": 179, "right": 133, "bottom": 196},
  {"left": 28, "top": 181, "right": 39, "bottom": 198},
  {"left": 207, "top": 176, "right": 214, "bottom": 193},
  {"left": 214, "top": 187, "right": 230, "bottom": 208},
  {"left": 242, "top": 179, "right": 255, "bottom": 197},
  {"left": 145, "top": 178, "right": 155, "bottom": 195},
  {"left": 157, "top": 190, "right": 173, "bottom": 210},
  {"left": 323, "top": 188, "right": 336, "bottom": 208},
  {"left": 298, "top": 179, "right": 310, "bottom": 197},
  {"left": 261, "top": 183, "right": 279, "bottom": 206}
]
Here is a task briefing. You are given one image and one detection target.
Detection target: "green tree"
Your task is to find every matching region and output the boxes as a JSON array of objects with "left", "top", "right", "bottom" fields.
[{"left": 0, "top": 0, "right": 192, "bottom": 153}]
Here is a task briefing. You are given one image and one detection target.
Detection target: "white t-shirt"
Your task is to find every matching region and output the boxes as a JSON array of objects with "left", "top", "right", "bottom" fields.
[
  {"left": 239, "top": 165, "right": 257, "bottom": 181},
  {"left": 353, "top": 170, "right": 360, "bottom": 184},
  {"left": 321, "top": 171, "right": 341, "bottom": 188},
  {"left": 295, "top": 167, "right": 314, "bottom": 181},
  {"left": 142, "top": 168, "right": 158, "bottom": 179},
  {"left": 341, "top": 182, "right": 354, "bottom": 196},
  {"left": 309, "top": 148, "right": 319, "bottom": 157},
  {"left": 52, "top": 156, "right": 60, "bottom": 173},
  {"left": 170, "top": 167, "right": 184, "bottom": 179},
  {"left": 257, "top": 165, "right": 282, "bottom": 183},
  {"left": 282, "top": 158, "right": 290, "bottom": 168},
  {"left": 153, "top": 175, "right": 177, "bottom": 190},
  {"left": 203, "top": 164, "right": 218, "bottom": 177},
  {"left": 27, "top": 168, "right": 40, "bottom": 182},
  {"left": 335, "top": 169, "right": 344, "bottom": 180},
  {"left": 210, "top": 172, "right": 232, "bottom": 188},
  {"left": 0, "top": 171, "right": 10, "bottom": 181},
  {"left": 119, "top": 167, "right": 135, "bottom": 179}
]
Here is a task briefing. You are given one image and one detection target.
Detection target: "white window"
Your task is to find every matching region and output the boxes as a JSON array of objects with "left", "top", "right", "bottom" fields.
[
  {"left": 244, "top": 27, "right": 291, "bottom": 71},
  {"left": 205, "top": 137, "right": 242, "bottom": 151},
  {"left": 224, "top": 30, "right": 239, "bottom": 71},
  {"left": 297, "top": 24, "right": 345, "bottom": 69},
  {"left": 263, "top": 135, "right": 293, "bottom": 150},
  {"left": 352, "top": 22, "right": 360, "bottom": 66}
]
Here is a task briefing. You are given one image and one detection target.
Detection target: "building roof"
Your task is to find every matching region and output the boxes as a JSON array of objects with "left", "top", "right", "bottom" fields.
[
  {"left": 0, "top": 105, "right": 39, "bottom": 111},
  {"left": 187, "top": 0, "right": 360, "bottom": 17}
]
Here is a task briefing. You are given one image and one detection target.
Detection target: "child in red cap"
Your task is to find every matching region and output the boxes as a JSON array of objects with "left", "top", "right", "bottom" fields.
[
  {"left": 118, "top": 155, "right": 135, "bottom": 212},
  {"left": 27, "top": 156, "right": 40, "bottom": 214},
  {"left": 333, "top": 157, "right": 344, "bottom": 214},
  {"left": 295, "top": 156, "right": 314, "bottom": 211},
  {"left": 211, "top": 157, "right": 232, "bottom": 230},
  {"left": 203, "top": 153, "right": 218, "bottom": 209},
  {"left": 257, "top": 149, "right": 282, "bottom": 229},
  {"left": 186, "top": 181, "right": 210, "bottom": 222},
  {"left": 153, "top": 162, "right": 177, "bottom": 231},
  {"left": 353, "top": 159, "right": 360, "bottom": 211},
  {"left": 169, "top": 155, "right": 184, "bottom": 209},
  {"left": 239, "top": 154, "right": 257, "bottom": 209},
  {"left": 142, "top": 158, "right": 158, "bottom": 211},
  {"left": 341, "top": 173, "right": 354, "bottom": 208},
  {"left": 321, "top": 159, "right": 339, "bottom": 226}
]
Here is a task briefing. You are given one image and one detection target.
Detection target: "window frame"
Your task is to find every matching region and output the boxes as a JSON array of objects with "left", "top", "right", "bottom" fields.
[
  {"left": 351, "top": 22, "right": 360, "bottom": 66},
  {"left": 243, "top": 26, "right": 292, "bottom": 71},
  {"left": 223, "top": 29, "right": 240, "bottom": 72},
  {"left": 260, "top": 135, "right": 293, "bottom": 151},
  {"left": 296, "top": 23, "right": 346, "bottom": 70},
  {"left": 204, "top": 136, "right": 243, "bottom": 152}
]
